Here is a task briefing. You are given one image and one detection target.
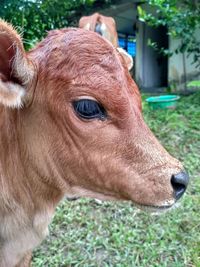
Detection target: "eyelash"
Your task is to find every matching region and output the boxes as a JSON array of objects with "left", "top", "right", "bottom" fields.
[{"left": 73, "top": 99, "right": 107, "bottom": 121}]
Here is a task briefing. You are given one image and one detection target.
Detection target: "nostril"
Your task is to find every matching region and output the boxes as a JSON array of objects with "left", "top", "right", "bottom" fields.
[
  {"left": 171, "top": 172, "right": 189, "bottom": 200},
  {"left": 171, "top": 179, "right": 186, "bottom": 200}
]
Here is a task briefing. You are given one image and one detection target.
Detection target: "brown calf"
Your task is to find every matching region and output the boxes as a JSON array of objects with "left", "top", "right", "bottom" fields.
[
  {"left": 0, "top": 20, "right": 189, "bottom": 267},
  {"left": 79, "top": 12, "right": 133, "bottom": 70}
]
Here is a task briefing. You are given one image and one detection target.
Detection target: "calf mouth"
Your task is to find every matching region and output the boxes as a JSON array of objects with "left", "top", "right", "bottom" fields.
[{"left": 135, "top": 202, "right": 176, "bottom": 214}]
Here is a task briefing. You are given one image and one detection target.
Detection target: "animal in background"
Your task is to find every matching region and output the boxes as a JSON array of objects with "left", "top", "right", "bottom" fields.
[{"left": 79, "top": 12, "right": 133, "bottom": 70}]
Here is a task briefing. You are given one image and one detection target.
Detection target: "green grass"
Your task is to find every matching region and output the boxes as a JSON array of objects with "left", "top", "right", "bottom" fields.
[{"left": 33, "top": 92, "right": 200, "bottom": 267}]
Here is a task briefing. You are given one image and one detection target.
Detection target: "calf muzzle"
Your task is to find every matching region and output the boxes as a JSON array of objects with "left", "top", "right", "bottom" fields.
[{"left": 171, "top": 172, "right": 189, "bottom": 200}]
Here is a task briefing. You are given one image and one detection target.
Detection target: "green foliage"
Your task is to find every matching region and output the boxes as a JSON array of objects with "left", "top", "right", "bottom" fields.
[
  {"left": 33, "top": 92, "right": 200, "bottom": 267},
  {"left": 138, "top": 0, "right": 200, "bottom": 69},
  {"left": 0, "top": 0, "right": 95, "bottom": 49},
  {"left": 187, "top": 80, "right": 200, "bottom": 88},
  {"left": 147, "top": 38, "right": 173, "bottom": 56},
  {"left": 0, "top": 0, "right": 119, "bottom": 49}
]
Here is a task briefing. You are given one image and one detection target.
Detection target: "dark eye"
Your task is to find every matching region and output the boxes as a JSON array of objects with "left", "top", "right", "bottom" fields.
[{"left": 73, "top": 99, "right": 107, "bottom": 120}]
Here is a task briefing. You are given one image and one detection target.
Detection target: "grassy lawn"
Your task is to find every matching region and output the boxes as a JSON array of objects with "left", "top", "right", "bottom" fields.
[{"left": 33, "top": 91, "right": 200, "bottom": 267}]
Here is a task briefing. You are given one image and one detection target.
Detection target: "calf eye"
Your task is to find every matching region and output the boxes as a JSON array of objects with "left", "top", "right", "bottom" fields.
[{"left": 73, "top": 99, "right": 107, "bottom": 120}]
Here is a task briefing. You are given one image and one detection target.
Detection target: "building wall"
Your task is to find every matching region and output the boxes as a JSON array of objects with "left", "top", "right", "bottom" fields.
[
  {"left": 135, "top": 21, "right": 143, "bottom": 88},
  {"left": 135, "top": 4, "right": 200, "bottom": 91},
  {"left": 135, "top": 21, "right": 168, "bottom": 90},
  {"left": 168, "top": 30, "right": 200, "bottom": 90}
]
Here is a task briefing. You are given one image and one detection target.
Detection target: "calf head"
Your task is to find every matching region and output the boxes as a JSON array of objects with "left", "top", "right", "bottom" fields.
[{"left": 0, "top": 20, "right": 189, "bottom": 212}]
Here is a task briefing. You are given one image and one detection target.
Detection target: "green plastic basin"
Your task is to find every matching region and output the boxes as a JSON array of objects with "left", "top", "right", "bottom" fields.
[{"left": 146, "top": 95, "right": 180, "bottom": 110}]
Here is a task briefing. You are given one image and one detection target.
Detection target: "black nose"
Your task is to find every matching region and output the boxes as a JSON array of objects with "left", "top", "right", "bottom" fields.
[{"left": 171, "top": 172, "right": 189, "bottom": 200}]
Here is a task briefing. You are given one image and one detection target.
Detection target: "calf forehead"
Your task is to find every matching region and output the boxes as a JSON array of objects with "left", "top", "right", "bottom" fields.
[
  {"left": 36, "top": 29, "right": 123, "bottom": 80},
  {"left": 32, "top": 28, "right": 139, "bottom": 110}
]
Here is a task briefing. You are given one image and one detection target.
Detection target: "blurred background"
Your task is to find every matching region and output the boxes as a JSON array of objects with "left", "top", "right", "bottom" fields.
[
  {"left": 1, "top": 1, "right": 199, "bottom": 266},
  {"left": 1, "top": 0, "right": 200, "bottom": 93}
]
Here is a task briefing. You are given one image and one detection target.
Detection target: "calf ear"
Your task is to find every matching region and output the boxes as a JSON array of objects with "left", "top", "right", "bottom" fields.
[
  {"left": 0, "top": 19, "right": 34, "bottom": 108},
  {"left": 117, "top": 47, "right": 133, "bottom": 71}
]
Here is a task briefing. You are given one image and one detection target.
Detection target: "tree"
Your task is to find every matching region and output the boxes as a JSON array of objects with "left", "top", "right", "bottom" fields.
[
  {"left": 138, "top": 0, "right": 200, "bottom": 69},
  {"left": 0, "top": 0, "right": 95, "bottom": 48},
  {"left": 0, "top": 0, "right": 120, "bottom": 49}
]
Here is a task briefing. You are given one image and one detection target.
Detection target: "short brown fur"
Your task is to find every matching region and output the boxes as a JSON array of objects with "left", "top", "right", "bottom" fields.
[{"left": 0, "top": 21, "right": 184, "bottom": 267}]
